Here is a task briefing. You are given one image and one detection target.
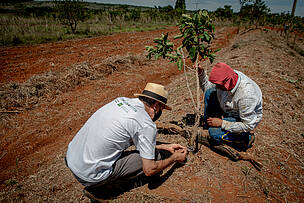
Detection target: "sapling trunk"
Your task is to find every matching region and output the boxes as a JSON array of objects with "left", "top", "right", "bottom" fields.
[
  {"left": 188, "top": 55, "right": 201, "bottom": 152},
  {"left": 181, "top": 49, "right": 196, "bottom": 111}
]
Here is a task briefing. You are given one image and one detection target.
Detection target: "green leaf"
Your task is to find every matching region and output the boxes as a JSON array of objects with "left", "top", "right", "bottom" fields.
[
  {"left": 154, "top": 37, "right": 162, "bottom": 41},
  {"left": 189, "top": 47, "right": 197, "bottom": 59},
  {"left": 202, "top": 10, "right": 208, "bottom": 17},
  {"left": 174, "top": 34, "right": 183, "bottom": 39},
  {"left": 178, "top": 23, "right": 186, "bottom": 30},
  {"left": 204, "top": 32, "right": 210, "bottom": 42},
  {"left": 182, "top": 14, "right": 191, "bottom": 19},
  {"left": 214, "top": 48, "right": 221, "bottom": 53},
  {"left": 177, "top": 59, "right": 183, "bottom": 70},
  {"left": 165, "top": 53, "right": 177, "bottom": 59},
  {"left": 145, "top": 46, "right": 153, "bottom": 51},
  {"left": 167, "top": 42, "right": 174, "bottom": 47},
  {"left": 199, "top": 44, "right": 205, "bottom": 50},
  {"left": 176, "top": 45, "right": 183, "bottom": 56},
  {"left": 209, "top": 53, "right": 216, "bottom": 64},
  {"left": 146, "top": 8, "right": 217, "bottom": 67}
]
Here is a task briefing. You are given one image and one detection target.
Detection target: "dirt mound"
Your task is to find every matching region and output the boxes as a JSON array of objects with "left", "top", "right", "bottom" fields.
[
  {"left": 0, "top": 54, "right": 146, "bottom": 111},
  {"left": 0, "top": 27, "right": 303, "bottom": 202}
]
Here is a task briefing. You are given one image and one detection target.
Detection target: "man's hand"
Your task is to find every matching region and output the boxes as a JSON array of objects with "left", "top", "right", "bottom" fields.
[
  {"left": 172, "top": 148, "right": 187, "bottom": 163},
  {"left": 142, "top": 145, "right": 187, "bottom": 176},
  {"left": 156, "top": 143, "right": 187, "bottom": 154},
  {"left": 207, "top": 118, "right": 223, "bottom": 127},
  {"left": 166, "top": 144, "right": 187, "bottom": 154}
]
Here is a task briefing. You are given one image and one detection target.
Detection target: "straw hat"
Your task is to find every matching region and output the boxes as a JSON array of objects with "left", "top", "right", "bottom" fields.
[{"left": 135, "top": 83, "right": 172, "bottom": 110}]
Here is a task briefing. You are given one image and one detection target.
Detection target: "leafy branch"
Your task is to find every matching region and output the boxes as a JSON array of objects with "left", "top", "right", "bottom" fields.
[{"left": 146, "top": 10, "right": 220, "bottom": 152}]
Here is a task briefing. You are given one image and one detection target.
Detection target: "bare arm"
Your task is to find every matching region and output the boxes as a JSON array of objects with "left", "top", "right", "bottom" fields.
[
  {"left": 156, "top": 143, "right": 187, "bottom": 153},
  {"left": 141, "top": 148, "right": 187, "bottom": 176},
  {"left": 197, "top": 64, "right": 214, "bottom": 92}
]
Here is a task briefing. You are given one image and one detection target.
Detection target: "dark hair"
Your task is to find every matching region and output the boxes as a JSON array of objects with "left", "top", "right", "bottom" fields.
[{"left": 138, "top": 96, "right": 157, "bottom": 107}]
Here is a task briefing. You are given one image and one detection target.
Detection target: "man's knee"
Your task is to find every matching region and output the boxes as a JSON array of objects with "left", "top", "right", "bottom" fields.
[{"left": 208, "top": 127, "right": 224, "bottom": 144}]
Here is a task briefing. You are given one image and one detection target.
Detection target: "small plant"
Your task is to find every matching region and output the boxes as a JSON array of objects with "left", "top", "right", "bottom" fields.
[
  {"left": 241, "top": 165, "right": 250, "bottom": 175},
  {"left": 4, "top": 178, "right": 17, "bottom": 186},
  {"left": 146, "top": 10, "right": 219, "bottom": 151}
]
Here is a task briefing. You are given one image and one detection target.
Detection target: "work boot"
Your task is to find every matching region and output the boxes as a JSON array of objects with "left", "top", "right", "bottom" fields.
[
  {"left": 196, "top": 129, "right": 211, "bottom": 147},
  {"left": 83, "top": 182, "right": 127, "bottom": 202},
  {"left": 223, "top": 133, "right": 255, "bottom": 151},
  {"left": 128, "top": 174, "right": 151, "bottom": 189},
  {"left": 83, "top": 188, "right": 110, "bottom": 203}
]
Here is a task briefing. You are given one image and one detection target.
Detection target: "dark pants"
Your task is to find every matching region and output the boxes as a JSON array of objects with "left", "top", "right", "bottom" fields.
[
  {"left": 204, "top": 88, "right": 250, "bottom": 145},
  {"left": 66, "top": 148, "right": 169, "bottom": 190}
]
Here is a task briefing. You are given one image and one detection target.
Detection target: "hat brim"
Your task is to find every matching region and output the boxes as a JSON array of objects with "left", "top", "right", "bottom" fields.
[{"left": 134, "top": 93, "right": 172, "bottom": 110}]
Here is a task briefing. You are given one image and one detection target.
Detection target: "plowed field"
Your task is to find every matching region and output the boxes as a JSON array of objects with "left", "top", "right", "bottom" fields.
[{"left": 0, "top": 26, "right": 303, "bottom": 202}]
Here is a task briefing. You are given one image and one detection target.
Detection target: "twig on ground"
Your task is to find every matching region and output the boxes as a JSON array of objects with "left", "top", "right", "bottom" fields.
[
  {"left": 0, "top": 110, "right": 20, "bottom": 114},
  {"left": 0, "top": 151, "right": 7, "bottom": 160},
  {"left": 236, "top": 194, "right": 250, "bottom": 198}
]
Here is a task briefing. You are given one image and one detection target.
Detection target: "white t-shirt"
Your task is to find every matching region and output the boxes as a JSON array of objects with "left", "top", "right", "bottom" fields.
[{"left": 66, "top": 97, "right": 157, "bottom": 183}]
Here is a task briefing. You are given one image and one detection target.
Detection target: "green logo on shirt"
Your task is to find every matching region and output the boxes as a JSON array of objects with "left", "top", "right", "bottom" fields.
[{"left": 115, "top": 98, "right": 138, "bottom": 113}]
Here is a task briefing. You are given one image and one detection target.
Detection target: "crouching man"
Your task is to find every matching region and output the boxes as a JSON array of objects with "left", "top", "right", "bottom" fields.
[
  {"left": 65, "top": 82, "right": 187, "bottom": 201},
  {"left": 197, "top": 62, "right": 263, "bottom": 150}
]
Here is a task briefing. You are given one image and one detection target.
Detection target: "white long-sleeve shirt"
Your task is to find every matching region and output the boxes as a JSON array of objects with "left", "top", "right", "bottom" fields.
[{"left": 199, "top": 70, "right": 263, "bottom": 133}]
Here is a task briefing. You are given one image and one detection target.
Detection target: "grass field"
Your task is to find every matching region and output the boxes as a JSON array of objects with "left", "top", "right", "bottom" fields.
[{"left": 0, "top": 1, "right": 178, "bottom": 46}]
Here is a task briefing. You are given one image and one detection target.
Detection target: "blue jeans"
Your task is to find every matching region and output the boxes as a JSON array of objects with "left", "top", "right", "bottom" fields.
[{"left": 204, "top": 88, "right": 250, "bottom": 144}]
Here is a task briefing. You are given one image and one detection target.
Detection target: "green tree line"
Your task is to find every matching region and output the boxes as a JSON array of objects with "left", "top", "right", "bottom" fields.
[{"left": 0, "top": 0, "right": 302, "bottom": 46}]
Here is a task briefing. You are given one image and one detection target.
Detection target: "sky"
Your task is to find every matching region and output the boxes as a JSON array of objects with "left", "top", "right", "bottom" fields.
[{"left": 85, "top": 0, "right": 304, "bottom": 17}]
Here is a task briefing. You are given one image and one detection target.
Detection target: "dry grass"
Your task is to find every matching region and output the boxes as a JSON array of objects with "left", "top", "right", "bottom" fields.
[
  {"left": 0, "top": 15, "right": 64, "bottom": 45},
  {"left": 0, "top": 54, "right": 145, "bottom": 112},
  {"left": 0, "top": 9, "right": 177, "bottom": 46},
  {"left": 0, "top": 54, "right": 148, "bottom": 127}
]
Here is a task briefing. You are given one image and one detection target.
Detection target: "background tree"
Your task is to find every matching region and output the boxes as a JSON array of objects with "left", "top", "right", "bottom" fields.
[
  {"left": 54, "top": 0, "right": 88, "bottom": 34},
  {"left": 288, "top": 16, "right": 304, "bottom": 45},
  {"left": 214, "top": 5, "right": 233, "bottom": 21},
  {"left": 239, "top": 0, "right": 270, "bottom": 28},
  {"left": 175, "top": 0, "right": 186, "bottom": 15}
]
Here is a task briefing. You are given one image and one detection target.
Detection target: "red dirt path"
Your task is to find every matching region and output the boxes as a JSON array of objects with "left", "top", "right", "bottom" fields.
[{"left": 0, "top": 27, "right": 179, "bottom": 83}]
